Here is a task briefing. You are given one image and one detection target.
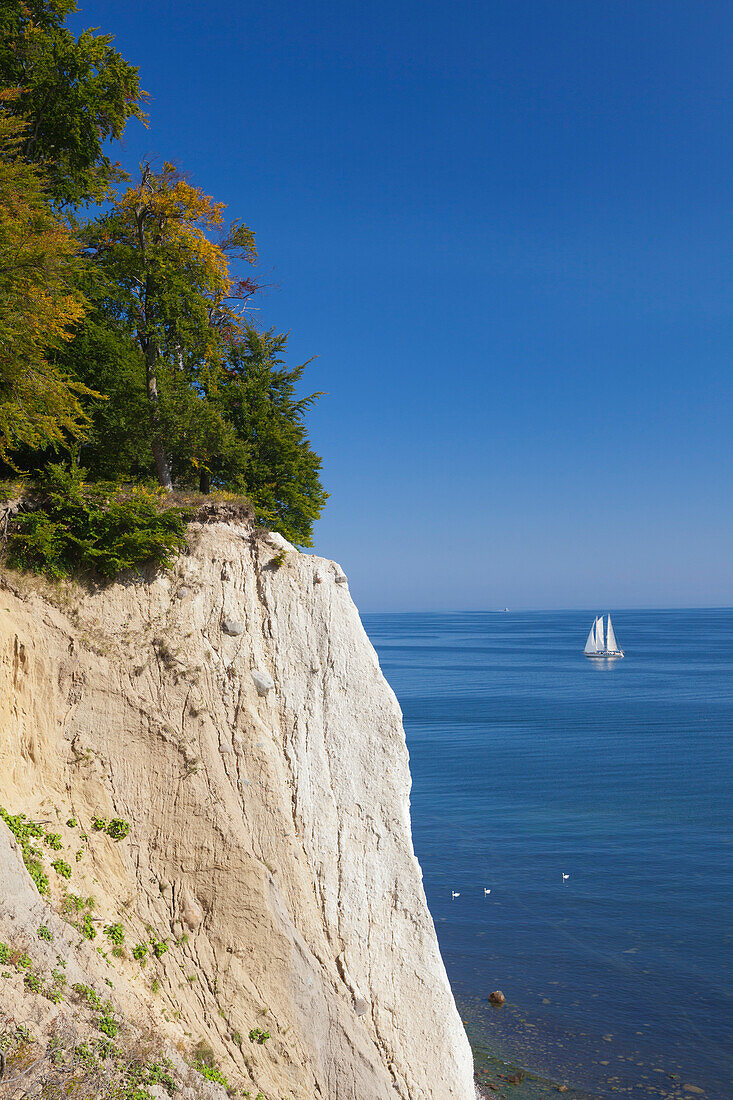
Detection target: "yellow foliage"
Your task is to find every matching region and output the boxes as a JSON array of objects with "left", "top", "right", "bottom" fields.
[
  {"left": 113, "top": 163, "right": 257, "bottom": 316},
  {"left": 0, "top": 96, "right": 95, "bottom": 462}
]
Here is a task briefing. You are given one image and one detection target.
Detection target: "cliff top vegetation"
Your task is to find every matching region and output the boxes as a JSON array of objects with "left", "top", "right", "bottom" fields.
[{"left": 0, "top": 0, "right": 327, "bottom": 575}]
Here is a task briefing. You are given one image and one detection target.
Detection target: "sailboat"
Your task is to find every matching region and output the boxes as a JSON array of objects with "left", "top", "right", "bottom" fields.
[{"left": 584, "top": 614, "right": 624, "bottom": 659}]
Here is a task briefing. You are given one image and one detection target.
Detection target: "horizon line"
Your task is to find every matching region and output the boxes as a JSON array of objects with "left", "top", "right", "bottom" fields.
[{"left": 359, "top": 605, "right": 733, "bottom": 615}]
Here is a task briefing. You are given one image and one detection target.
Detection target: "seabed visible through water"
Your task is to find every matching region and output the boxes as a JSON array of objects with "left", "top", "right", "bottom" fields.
[{"left": 462, "top": 992, "right": 712, "bottom": 1100}]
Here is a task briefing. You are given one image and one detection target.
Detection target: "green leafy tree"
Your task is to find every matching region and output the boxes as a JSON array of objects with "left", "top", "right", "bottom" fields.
[
  {"left": 86, "top": 162, "right": 257, "bottom": 489},
  {"left": 0, "top": 98, "right": 93, "bottom": 465},
  {"left": 215, "top": 327, "right": 328, "bottom": 546},
  {"left": 0, "top": 0, "right": 146, "bottom": 206},
  {"left": 54, "top": 309, "right": 152, "bottom": 481}
]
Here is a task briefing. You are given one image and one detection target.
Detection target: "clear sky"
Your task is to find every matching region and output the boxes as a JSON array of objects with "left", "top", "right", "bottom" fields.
[{"left": 72, "top": 1, "right": 732, "bottom": 610}]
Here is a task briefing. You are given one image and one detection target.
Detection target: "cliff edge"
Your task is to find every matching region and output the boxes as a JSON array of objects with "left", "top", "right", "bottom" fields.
[{"left": 0, "top": 517, "right": 474, "bottom": 1099}]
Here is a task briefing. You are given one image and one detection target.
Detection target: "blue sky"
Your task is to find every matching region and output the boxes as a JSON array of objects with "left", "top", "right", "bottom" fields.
[{"left": 72, "top": 1, "right": 732, "bottom": 610}]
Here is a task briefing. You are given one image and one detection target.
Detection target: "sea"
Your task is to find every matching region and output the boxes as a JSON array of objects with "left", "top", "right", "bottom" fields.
[{"left": 362, "top": 610, "right": 733, "bottom": 1100}]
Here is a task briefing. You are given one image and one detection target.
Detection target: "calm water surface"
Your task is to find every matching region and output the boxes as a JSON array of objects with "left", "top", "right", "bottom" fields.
[{"left": 362, "top": 610, "right": 733, "bottom": 1099}]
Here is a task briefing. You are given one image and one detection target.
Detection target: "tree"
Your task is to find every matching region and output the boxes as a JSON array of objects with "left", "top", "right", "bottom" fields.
[
  {"left": 86, "top": 162, "right": 257, "bottom": 489},
  {"left": 53, "top": 309, "right": 152, "bottom": 481},
  {"left": 0, "top": 0, "right": 146, "bottom": 206},
  {"left": 0, "top": 98, "right": 92, "bottom": 465},
  {"left": 214, "top": 327, "right": 328, "bottom": 546}
]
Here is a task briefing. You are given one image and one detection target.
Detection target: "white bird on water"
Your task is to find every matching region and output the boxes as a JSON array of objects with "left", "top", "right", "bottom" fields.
[
  {"left": 451, "top": 891, "right": 460, "bottom": 899},
  {"left": 484, "top": 888, "right": 491, "bottom": 895},
  {"left": 562, "top": 873, "right": 570, "bottom": 882}
]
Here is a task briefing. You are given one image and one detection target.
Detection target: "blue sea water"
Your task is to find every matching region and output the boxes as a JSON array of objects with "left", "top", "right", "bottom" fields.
[{"left": 362, "top": 610, "right": 733, "bottom": 1100}]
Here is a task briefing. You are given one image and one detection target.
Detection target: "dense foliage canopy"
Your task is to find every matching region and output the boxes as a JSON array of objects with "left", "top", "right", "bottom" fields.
[
  {"left": 0, "top": 101, "right": 92, "bottom": 463},
  {"left": 0, "top": 1, "right": 327, "bottom": 560},
  {"left": 0, "top": 0, "right": 147, "bottom": 206}
]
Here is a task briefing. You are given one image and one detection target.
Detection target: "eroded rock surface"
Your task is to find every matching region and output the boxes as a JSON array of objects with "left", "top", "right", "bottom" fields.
[{"left": 0, "top": 519, "right": 474, "bottom": 1099}]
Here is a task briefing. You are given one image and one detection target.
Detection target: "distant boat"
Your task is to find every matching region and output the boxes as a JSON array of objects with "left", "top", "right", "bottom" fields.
[{"left": 584, "top": 614, "right": 624, "bottom": 659}]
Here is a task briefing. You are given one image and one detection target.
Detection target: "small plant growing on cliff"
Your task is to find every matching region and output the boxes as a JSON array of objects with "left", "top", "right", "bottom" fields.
[
  {"left": 44, "top": 832, "right": 63, "bottom": 850},
  {"left": 96, "top": 1002, "right": 119, "bottom": 1039},
  {"left": 151, "top": 939, "right": 168, "bottom": 958},
  {"left": 66, "top": 817, "right": 77, "bottom": 827},
  {"left": 46, "top": 967, "right": 66, "bottom": 1003},
  {"left": 265, "top": 550, "right": 286, "bottom": 571},
  {"left": 0, "top": 808, "right": 49, "bottom": 894},
  {"left": 36, "top": 925, "right": 53, "bottom": 942},
  {"left": 92, "top": 816, "right": 130, "bottom": 841},
  {"left": 72, "top": 983, "right": 102, "bottom": 1008},
  {"left": 79, "top": 914, "right": 97, "bottom": 940},
  {"left": 248, "top": 1028, "right": 270, "bottom": 1045},
  {"left": 24, "top": 970, "right": 43, "bottom": 994},
  {"left": 52, "top": 858, "right": 72, "bottom": 879},
  {"left": 63, "top": 892, "right": 93, "bottom": 913},
  {"left": 193, "top": 1046, "right": 229, "bottom": 1088},
  {"left": 106, "top": 818, "right": 130, "bottom": 841},
  {"left": 104, "top": 923, "right": 124, "bottom": 946}
]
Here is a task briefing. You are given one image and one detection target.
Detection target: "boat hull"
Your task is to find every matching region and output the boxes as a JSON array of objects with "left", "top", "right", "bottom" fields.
[{"left": 585, "top": 652, "right": 624, "bottom": 659}]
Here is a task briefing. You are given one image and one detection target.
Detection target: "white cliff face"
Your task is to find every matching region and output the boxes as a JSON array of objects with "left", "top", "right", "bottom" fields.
[{"left": 0, "top": 519, "right": 475, "bottom": 1100}]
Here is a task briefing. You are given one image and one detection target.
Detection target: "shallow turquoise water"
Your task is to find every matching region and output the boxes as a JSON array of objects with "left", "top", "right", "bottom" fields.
[{"left": 362, "top": 610, "right": 733, "bottom": 1099}]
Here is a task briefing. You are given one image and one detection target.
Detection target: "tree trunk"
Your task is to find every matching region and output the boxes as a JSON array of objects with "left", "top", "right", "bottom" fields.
[
  {"left": 144, "top": 340, "right": 173, "bottom": 492},
  {"left": 152, "top": 438, "right": 173, "bottom": 491},
  {"left": 199, "top": 469, "right": 211, "bottom": 494},
  {"left": 138, "top": 203, "right": 173, "bottom": 492}
]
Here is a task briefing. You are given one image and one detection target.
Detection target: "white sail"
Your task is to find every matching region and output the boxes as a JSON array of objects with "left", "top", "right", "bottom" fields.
[
  {"left": 584, "top": 620, "right": 599, "bottom": 654},
  {"left": 606, "top": 615, "right": 619, "bottom": 653},
  {"left": 594, "top": 616, "right": 605, "bottom": 651},
  {"left": 584, "top": 612, "right": 623, "bottom": 657}
]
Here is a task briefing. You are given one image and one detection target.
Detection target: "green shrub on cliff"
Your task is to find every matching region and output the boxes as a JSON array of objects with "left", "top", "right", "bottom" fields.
[
  {"left": 104, "top": 922, "right": 124, "bottom": 946},
  {"left": 51, "top": 858, "right": 72, "bottom": 879},
  {"left": 6, "top": 465, "right": 190, "bottom": 579},
  {"left": 193, "top": 1055, "right": 229, "bottom": 1087},
  {"left": 0, "top": 808, "right": 49, "bottom": 894}
]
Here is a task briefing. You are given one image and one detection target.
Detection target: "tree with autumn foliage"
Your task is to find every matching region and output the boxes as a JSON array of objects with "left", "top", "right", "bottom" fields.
[
  {"left": 0, "top": 98, "right": 93, "bottom": 464},
  {"left": 84, "top": 162, "right": 259, "bottom": 490},
  {"left": 68, "top": 163, "right": 327, "bottom": 544},
  {"left": 0, "top": 2, "right": 328, "bottom": 562}
]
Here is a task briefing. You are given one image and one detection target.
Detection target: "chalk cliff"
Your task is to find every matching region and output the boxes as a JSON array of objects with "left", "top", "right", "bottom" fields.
[{"left": 0, "top": 516, "right": 475, "bottom": 1099}]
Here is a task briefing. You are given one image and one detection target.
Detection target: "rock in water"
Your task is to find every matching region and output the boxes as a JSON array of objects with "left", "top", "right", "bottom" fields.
[{"left": 488, "top": 990, "right": 506, "bottom": 1006}]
